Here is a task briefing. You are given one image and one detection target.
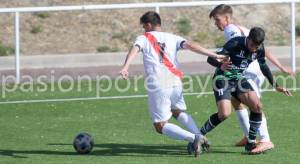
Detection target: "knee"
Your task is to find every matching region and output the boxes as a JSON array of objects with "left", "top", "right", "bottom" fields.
[
  {"left": 218, "top": 110, "right": 231, "bottom": 121},
  {"left": 232, "top": 101, "right": 242, "bottom": 111},
  {"left": 252, "top": 102, "right": 263, "bottom": 113},
  {"left": 153, "top": 122, "right": 167, "bottom": 134},
  {"left": 231, "top": 97, "right": 243, "bottom": 110},
  {"left": 171, "top": 109, "right": 182, "bottom": 119},
  {"left": 233, "top": 104, "right": 244, "bottom": 111}
]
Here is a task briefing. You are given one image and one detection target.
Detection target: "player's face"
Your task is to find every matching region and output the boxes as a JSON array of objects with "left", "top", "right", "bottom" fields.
[
  {"left": 246, "top": 38, "right": 260, "bottom": 53},
  {"left": 142, "top": 23, "right": 153, "bottom": 32},
  {"left": 213, "top": 14, "right": 228, "bottom": 31}
]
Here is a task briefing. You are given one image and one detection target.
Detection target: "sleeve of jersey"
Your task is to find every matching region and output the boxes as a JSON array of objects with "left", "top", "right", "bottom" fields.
[
  {"left": 207, "top": 47, "right": 230, "bottom": 68},
  {"left": 133, "top": 35, "right": 146, "bottom": 52},
  {"left": 217, "top": 38, "right": 240, "bottom": 56},
  {"left": 224, "top": 26, "right": 242, "bottom": 42},
  {"left": 258, "top": 57, "right": 278, "bottom": 87},
  {"left": 175, "top": 35, "right": 186, "bottom": 50},
  {"left": 208, "top": 39, "right": 239, "bottom": 68},
  {"left": 207, "top": 57, "right": 222, "bottom": 68},
  {"left": 217, "top": 40, "right": 235, "bottom": 56}
]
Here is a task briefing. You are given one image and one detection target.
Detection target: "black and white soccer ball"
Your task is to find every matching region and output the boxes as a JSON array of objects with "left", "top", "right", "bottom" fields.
[{"left": 73, "top": 132, "right": 94, "bottom": 154}]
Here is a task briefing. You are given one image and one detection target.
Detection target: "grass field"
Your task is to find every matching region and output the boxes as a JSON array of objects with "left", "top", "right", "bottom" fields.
[{"left": 0, "top": 74, "right": 299, "bottom": 164}]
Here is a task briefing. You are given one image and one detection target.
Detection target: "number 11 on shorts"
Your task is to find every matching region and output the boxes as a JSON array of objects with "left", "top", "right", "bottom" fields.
[{"left": 218, "top": 89, "right": 224, "bottom": 96}]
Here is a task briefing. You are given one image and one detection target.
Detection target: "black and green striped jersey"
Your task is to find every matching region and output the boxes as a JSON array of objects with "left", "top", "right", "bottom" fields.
[{"left": 214, "top": 36, "right": 266, "bottom": 80}]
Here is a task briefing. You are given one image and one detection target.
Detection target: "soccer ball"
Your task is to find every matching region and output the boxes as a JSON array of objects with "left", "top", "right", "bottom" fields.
[{"left": 73, "top": 132, "right": 94, "bottom": 154}]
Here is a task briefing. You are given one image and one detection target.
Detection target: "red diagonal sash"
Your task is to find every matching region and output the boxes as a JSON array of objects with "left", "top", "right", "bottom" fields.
[{"left": 144, "top": 32, "right": 183, "bottom": 79}]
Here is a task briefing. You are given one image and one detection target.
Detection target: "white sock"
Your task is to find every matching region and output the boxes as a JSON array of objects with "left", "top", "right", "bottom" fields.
[
  {"left": 177, "top": 112, "right": 200, "bottom": 134},
  {"left": 162, "top": 123, "right": 195, "bottom": 143},
  {"left": 235, "top": 109, "right": 250, "bottom": 136},
  {"left": 258, "top": 117, "right": 271, "bottom": 142}
]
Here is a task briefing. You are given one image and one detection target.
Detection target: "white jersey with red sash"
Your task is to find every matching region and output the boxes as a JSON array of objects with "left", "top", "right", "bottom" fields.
[
  {"left": 133, "top": 31, "right": 187, "bottom": 122},
  {"left": 134, "top": 31, "right": 185, "bottom": 89}
]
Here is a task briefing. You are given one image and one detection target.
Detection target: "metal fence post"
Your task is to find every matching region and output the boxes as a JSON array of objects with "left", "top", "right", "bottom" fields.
[
  {"left": 291, "top": 1, "right": 296, "bottom": 73},
  {"left": 155, "top": 5, "right": 159, "bottom": 13},
  {"left": 15, "top": 12, "right": 20, "bottom": 84}
]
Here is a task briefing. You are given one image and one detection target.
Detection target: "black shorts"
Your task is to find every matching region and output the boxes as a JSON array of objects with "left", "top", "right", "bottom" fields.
[{"left": 213, "top": 78, "right": 254, "bottom": 103}]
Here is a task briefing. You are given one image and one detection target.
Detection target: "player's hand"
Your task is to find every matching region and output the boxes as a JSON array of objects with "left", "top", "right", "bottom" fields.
[
  {"left": 281, "top": 67, "right": 296, "bottom": 78},
  {"left": 216, "top": 55, "right": 227, "bottom": 61},
  {"left": 276, "top": 86, "right": 293, "bottom": 96},
  {"left": 220, "top": 61, "right": 232, "bottom": 71},
  {"left": 119, "top": 68, "right": 129, "bottom": 79}
]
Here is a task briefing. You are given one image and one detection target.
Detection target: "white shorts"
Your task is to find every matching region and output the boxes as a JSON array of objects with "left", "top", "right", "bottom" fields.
[
  {"left": 244, "top": 60, "right": 265, "bottom": 98},
  {"left": 245, "top": 72, "right": 265, "bottom": 98},
  {"left": 147, "top": 86, "right": 187, "bottom": 123}
]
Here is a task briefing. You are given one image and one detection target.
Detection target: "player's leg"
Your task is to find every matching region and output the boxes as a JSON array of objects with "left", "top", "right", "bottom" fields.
[
  {"left": 173, "top": 109, "right": 211, "bottom": 154},
  {"left": 196, "top": 79, "right": 232, "bottom": 153},
  {"left": 247, "top": 78, "right": 274, "bottom": 152},
  {"left": 195, "top": 99, "right": 231, "bottom": 154},
  {"left": 170, "top": 86, "right": 209, "bottom": 155},
  {"left": 148, "top": 88, "right": 202, "bottom": 157},
  {"left": 200, "top": 99, "right": 231, "bottom": 135},
  {"left": 172, "top": 105, "right": 211, "bottom": 154},
  {"left": 245, "top": 62, "right": 274, "bottom": 145},
  {"left": 232, "top": 97, "right": 250, "bottom": 146},
  {"left": 237, "top": 90, "right": 263, "bottom": 154},
  {"left": 154, "top": 121, "right": 202, "bottom": 157},
  {"left": 153, "top": 121, "right": 195, "bottom": 143},
  {"left": 253, "top": 115, "right": 274, "bottom": 153},
  {"left": 199, "top": 79, "right": 232, "bottom": 135},
  {"left": 259, "top": 113, "right": 270, "bottom": 142},
  {"left": 171, "top": 86, "right": 200, "bottom": 134},
  {"left": 172, "top": 109, "right": 200, "bottom": 134}
]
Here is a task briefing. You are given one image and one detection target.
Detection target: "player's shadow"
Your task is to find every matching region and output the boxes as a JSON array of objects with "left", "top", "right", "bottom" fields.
[
  {"left": 49, "top": 143, "right": 239, "bottom": 156},
  {"left": 0, "top": 150, "right": 29, "bottom": 158},
  {"left": 0, "top": 143, "right": 187, "bottom": 158},
  {"left": 49, "top": 143, "right": 188, "bottom": 157},
  {"left": 0, "top": 143, "right": 239, "bottom": 158},
  {"left": 0, "top": 149, "right": 77, "bottom": 158}
]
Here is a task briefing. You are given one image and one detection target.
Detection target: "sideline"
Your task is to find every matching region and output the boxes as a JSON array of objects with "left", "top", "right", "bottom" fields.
[{"left": 0, "top": 88, "right": 298, "bottom": 105}]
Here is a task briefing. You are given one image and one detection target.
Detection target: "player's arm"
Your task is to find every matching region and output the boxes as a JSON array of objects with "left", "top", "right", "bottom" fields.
[
  {"left": 182, "top": 41, "right": 224, "bottom": 60},
  {"left": 207, "top": 57, "right": 222, "bottom": 68},
  {"left": 258, "top": 60, "right": 277, "bottom": 87},
  {"left": 258, "top": 57, "right": 292, "bottom": 96},
  {"left": 265, "top": 49, "right": 295, "bottom": 77},
  {"left": 119, "top": 46, "right": 140, "bottom": 79},
  {"left": 206, "top": 39, "right": 236, "bottom": 70},
  {"left": 207, "top": 56, "right": 232, "bottom": 71}
]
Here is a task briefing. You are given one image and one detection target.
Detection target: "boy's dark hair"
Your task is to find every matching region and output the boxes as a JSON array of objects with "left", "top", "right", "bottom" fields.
[
  {"left": 209, "top": 4, "right": 233, "bottom": 18},
  {"left": 140, "top": 11, "right": 161, "bottom": 26},
  {"left": 248, "top": 27, "right": 265, "bottom": 45}
]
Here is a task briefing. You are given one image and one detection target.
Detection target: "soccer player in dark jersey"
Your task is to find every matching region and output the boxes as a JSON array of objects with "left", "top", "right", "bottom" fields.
[
  {"left": 208, "top": 5, "right": 295, "bottom": 152},
  {"left": 199, "top": 27, "right": 292, "bottom": 154}
]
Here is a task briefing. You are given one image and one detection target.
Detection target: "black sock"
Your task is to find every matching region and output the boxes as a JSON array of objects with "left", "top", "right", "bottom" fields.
[
  {"left": 200, "top": 113, "right": 222, "bottom": 135},
  {"left": 248, "top": 112, "right": 262, "bottom": 142}
]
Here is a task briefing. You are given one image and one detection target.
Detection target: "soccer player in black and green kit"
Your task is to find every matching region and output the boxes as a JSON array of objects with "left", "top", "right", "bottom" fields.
[{"left": 199, "top": 27, "right": 292, "bottom": 154}]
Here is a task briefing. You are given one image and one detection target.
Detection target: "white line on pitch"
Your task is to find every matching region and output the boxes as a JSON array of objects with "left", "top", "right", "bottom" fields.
[{"left": 0, "top": 88, "right": 298, "bottom": 105}]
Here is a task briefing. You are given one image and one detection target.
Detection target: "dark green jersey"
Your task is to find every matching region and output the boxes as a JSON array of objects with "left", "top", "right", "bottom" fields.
[{"left": 214, "top": 36, "right": 266, "bottom": 80}]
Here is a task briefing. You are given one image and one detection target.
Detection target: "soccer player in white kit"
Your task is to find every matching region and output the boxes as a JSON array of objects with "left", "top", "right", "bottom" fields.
[
  {"left": 119, "top": 11, "right": 224, "bottom": 157},
  {"left": 207, "top": 4, "right": 295, "bottom": 153}
]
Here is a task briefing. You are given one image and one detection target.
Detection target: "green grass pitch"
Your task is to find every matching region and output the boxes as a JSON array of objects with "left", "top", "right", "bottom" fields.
[{"left": 0, "top": 74, "right": 299, "bottom": 164}]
